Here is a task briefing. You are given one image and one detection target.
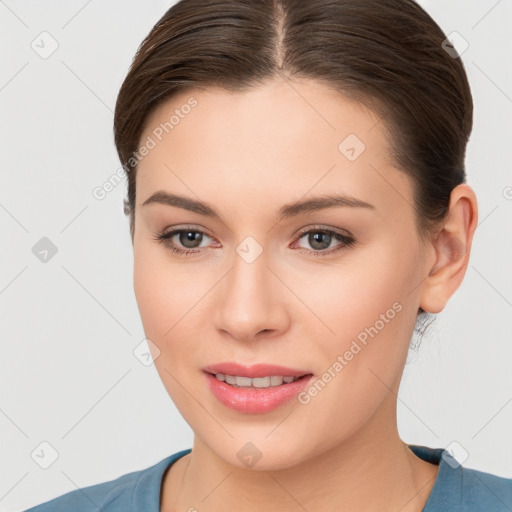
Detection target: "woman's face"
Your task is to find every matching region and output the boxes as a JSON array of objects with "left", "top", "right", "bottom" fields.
[{"left": 133, "top": 78, "right": 435, "bottom": 469}]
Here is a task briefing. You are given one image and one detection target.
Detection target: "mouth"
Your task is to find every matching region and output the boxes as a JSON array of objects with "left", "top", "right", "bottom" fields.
[
  {"left": 201, "top": 363, "right": 315, "bottom": 413},
  {"left": 205, "top": 372, "right": 312, "bottom": 388}
]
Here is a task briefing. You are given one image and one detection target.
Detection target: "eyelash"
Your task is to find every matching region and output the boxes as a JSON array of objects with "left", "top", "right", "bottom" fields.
[{"left": 152, "top": 224, "right": 356, "bottom": 258}]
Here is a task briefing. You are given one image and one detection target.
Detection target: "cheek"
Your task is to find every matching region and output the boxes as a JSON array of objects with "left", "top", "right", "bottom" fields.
[
  {"left": 133, "top": 250, "right": 198, "bottom": 396},
  {"left": 305, "top": 243, "right": 418, "bottom": 344},
  {"left": 289, "top": 257, "right": 419, "bottom": 451},
  {"left": 133, "top": 243, "right": 217, "bottom": 431},
  {"left": 301, "top": 240, "right": 421, "bottom": 391},
  {"left": 133, "top": 242, "right": 216, "bottom": 366},
  {"left": 133, "top": 241, "right": 189, "bottom": 348},
  {"left": 134, "top": 238, "right": 188, "bottom": 328},
  {"left": 133, "top": 250, "right": 167, "bottom": 340}
]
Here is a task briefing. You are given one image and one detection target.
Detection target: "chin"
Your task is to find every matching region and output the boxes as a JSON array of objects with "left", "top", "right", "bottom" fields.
[{"left": 208, "top": 436, "right": 318, "bottom": 472}]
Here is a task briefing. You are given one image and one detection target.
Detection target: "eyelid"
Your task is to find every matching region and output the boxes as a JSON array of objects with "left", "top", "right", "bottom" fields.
[
  {"left": 155, "top": 223, "right": 356, "bottom": 256},
  {"left": 159, "top": 224, "right": 352, "bottom": 243},
  {"left": 292, "top": 224, "right": 353, "bottom": 240},
  {"left": 152, "top": 224, "right": 219, "bottom": 255},
  {"left": 161, "top": 224, "right": 217, "bottom": 241},
  {"left": 290, "top": 225, "right": 356, "bottom": 254}
]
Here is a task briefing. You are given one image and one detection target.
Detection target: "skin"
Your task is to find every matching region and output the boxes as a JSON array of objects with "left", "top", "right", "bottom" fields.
[{"left": 132, "top": 77, "right": 478, "bottom": 511}]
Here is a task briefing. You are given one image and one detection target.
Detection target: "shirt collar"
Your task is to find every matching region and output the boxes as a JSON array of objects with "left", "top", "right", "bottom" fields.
[{"left": 408, "top": 444, "right": 463, "bottom": 511}]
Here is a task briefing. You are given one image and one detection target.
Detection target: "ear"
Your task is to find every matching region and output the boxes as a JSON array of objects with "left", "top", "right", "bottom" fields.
[{"left": 419, "top": 184, "right": 478, "bottom": 314}]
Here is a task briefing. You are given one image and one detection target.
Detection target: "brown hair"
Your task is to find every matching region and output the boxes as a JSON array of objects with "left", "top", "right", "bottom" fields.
[{"left": 113, "top": 0, "right": 473, "bottom": 319}]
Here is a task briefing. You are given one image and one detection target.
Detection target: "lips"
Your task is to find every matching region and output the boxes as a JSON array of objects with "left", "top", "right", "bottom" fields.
[{"left": 202, "top": 362, "right": 314, "bottom": 413}]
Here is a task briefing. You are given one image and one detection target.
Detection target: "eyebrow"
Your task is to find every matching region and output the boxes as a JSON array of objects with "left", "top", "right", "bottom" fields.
[{"left": 142, "top": 191, "right": 375, "bottom": 221}]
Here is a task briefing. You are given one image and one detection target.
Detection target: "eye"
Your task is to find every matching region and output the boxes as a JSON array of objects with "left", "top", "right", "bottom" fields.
[
  {"left": 292, "top": 227, "right": 356, "bottom": 257},
  {"left": 153, "top": 224, "right": 356, "bottom": 258},
  {"left": 152, "top": 225, "right": 217, "bottom": 257}
]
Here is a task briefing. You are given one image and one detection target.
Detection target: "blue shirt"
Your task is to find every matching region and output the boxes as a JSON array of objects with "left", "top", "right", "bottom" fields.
[{"left": 23, "top": 445, "right": 512, "bottom": 511}]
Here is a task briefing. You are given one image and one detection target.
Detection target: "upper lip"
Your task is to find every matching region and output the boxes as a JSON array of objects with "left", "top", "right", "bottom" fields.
[{"left": 202, "top": 362, "right": 312, "bottom": 378}]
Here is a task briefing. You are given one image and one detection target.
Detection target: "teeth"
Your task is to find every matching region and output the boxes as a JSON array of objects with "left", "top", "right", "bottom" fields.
[
  {"left": 270, "top": 376, "right": 283, "bottom": 386},
  {"left": 235, "top": 376, "right": 252, "bottom": 387},
  {"left": 225, "top": 374, "right": 236, "bottom": 385},
  {"left": 252, "top": 376, "right": 270, "bottom": 388},
  {"left": 213, "top": 373, "right": 302, "bottom": 388}
]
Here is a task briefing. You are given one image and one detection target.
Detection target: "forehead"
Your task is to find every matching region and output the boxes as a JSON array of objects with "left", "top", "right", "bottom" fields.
[
  {"left": 135, "top": 79, "right": 411, "bottom": 220},
  {"left": 141, "top": 79, "right": 387, "bottom": 158}
]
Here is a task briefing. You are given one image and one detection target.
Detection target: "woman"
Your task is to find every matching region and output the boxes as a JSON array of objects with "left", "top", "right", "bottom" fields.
[{"left": 25, "top": 0, "right": 512, "bottom": 510}]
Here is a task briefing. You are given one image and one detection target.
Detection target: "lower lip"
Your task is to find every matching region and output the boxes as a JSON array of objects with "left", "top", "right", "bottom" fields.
[{"left": 204, "top": 372, "right": 314, "bottom": 414}]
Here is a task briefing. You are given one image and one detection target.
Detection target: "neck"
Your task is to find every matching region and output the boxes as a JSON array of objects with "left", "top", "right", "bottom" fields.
[{"left": 162, "top": 393, "right": 439, "bottom": 512}]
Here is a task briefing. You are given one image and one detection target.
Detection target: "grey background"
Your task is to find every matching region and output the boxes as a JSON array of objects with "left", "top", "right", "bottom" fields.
[{"left": 1, "top": 1, "right": 511, "bottom": 510}]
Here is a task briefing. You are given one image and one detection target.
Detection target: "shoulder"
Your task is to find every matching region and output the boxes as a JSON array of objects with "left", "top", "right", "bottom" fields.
[
  {"left": 23, "top": 470, "right": 140, "bottom": 512},
  {"left": 408, "top": 445, "right": 512, "bottom": 512},
  {"left": 23, "top": 450, "right": 191, "bottom": 512},
  {"left": 461, "top": 465, "right": 512, "bottom": 511}
]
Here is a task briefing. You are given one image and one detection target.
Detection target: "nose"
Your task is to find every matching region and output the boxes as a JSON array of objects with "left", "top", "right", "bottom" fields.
[{"left": 213, "top": 246, "right": 290, "bottom": 343}]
